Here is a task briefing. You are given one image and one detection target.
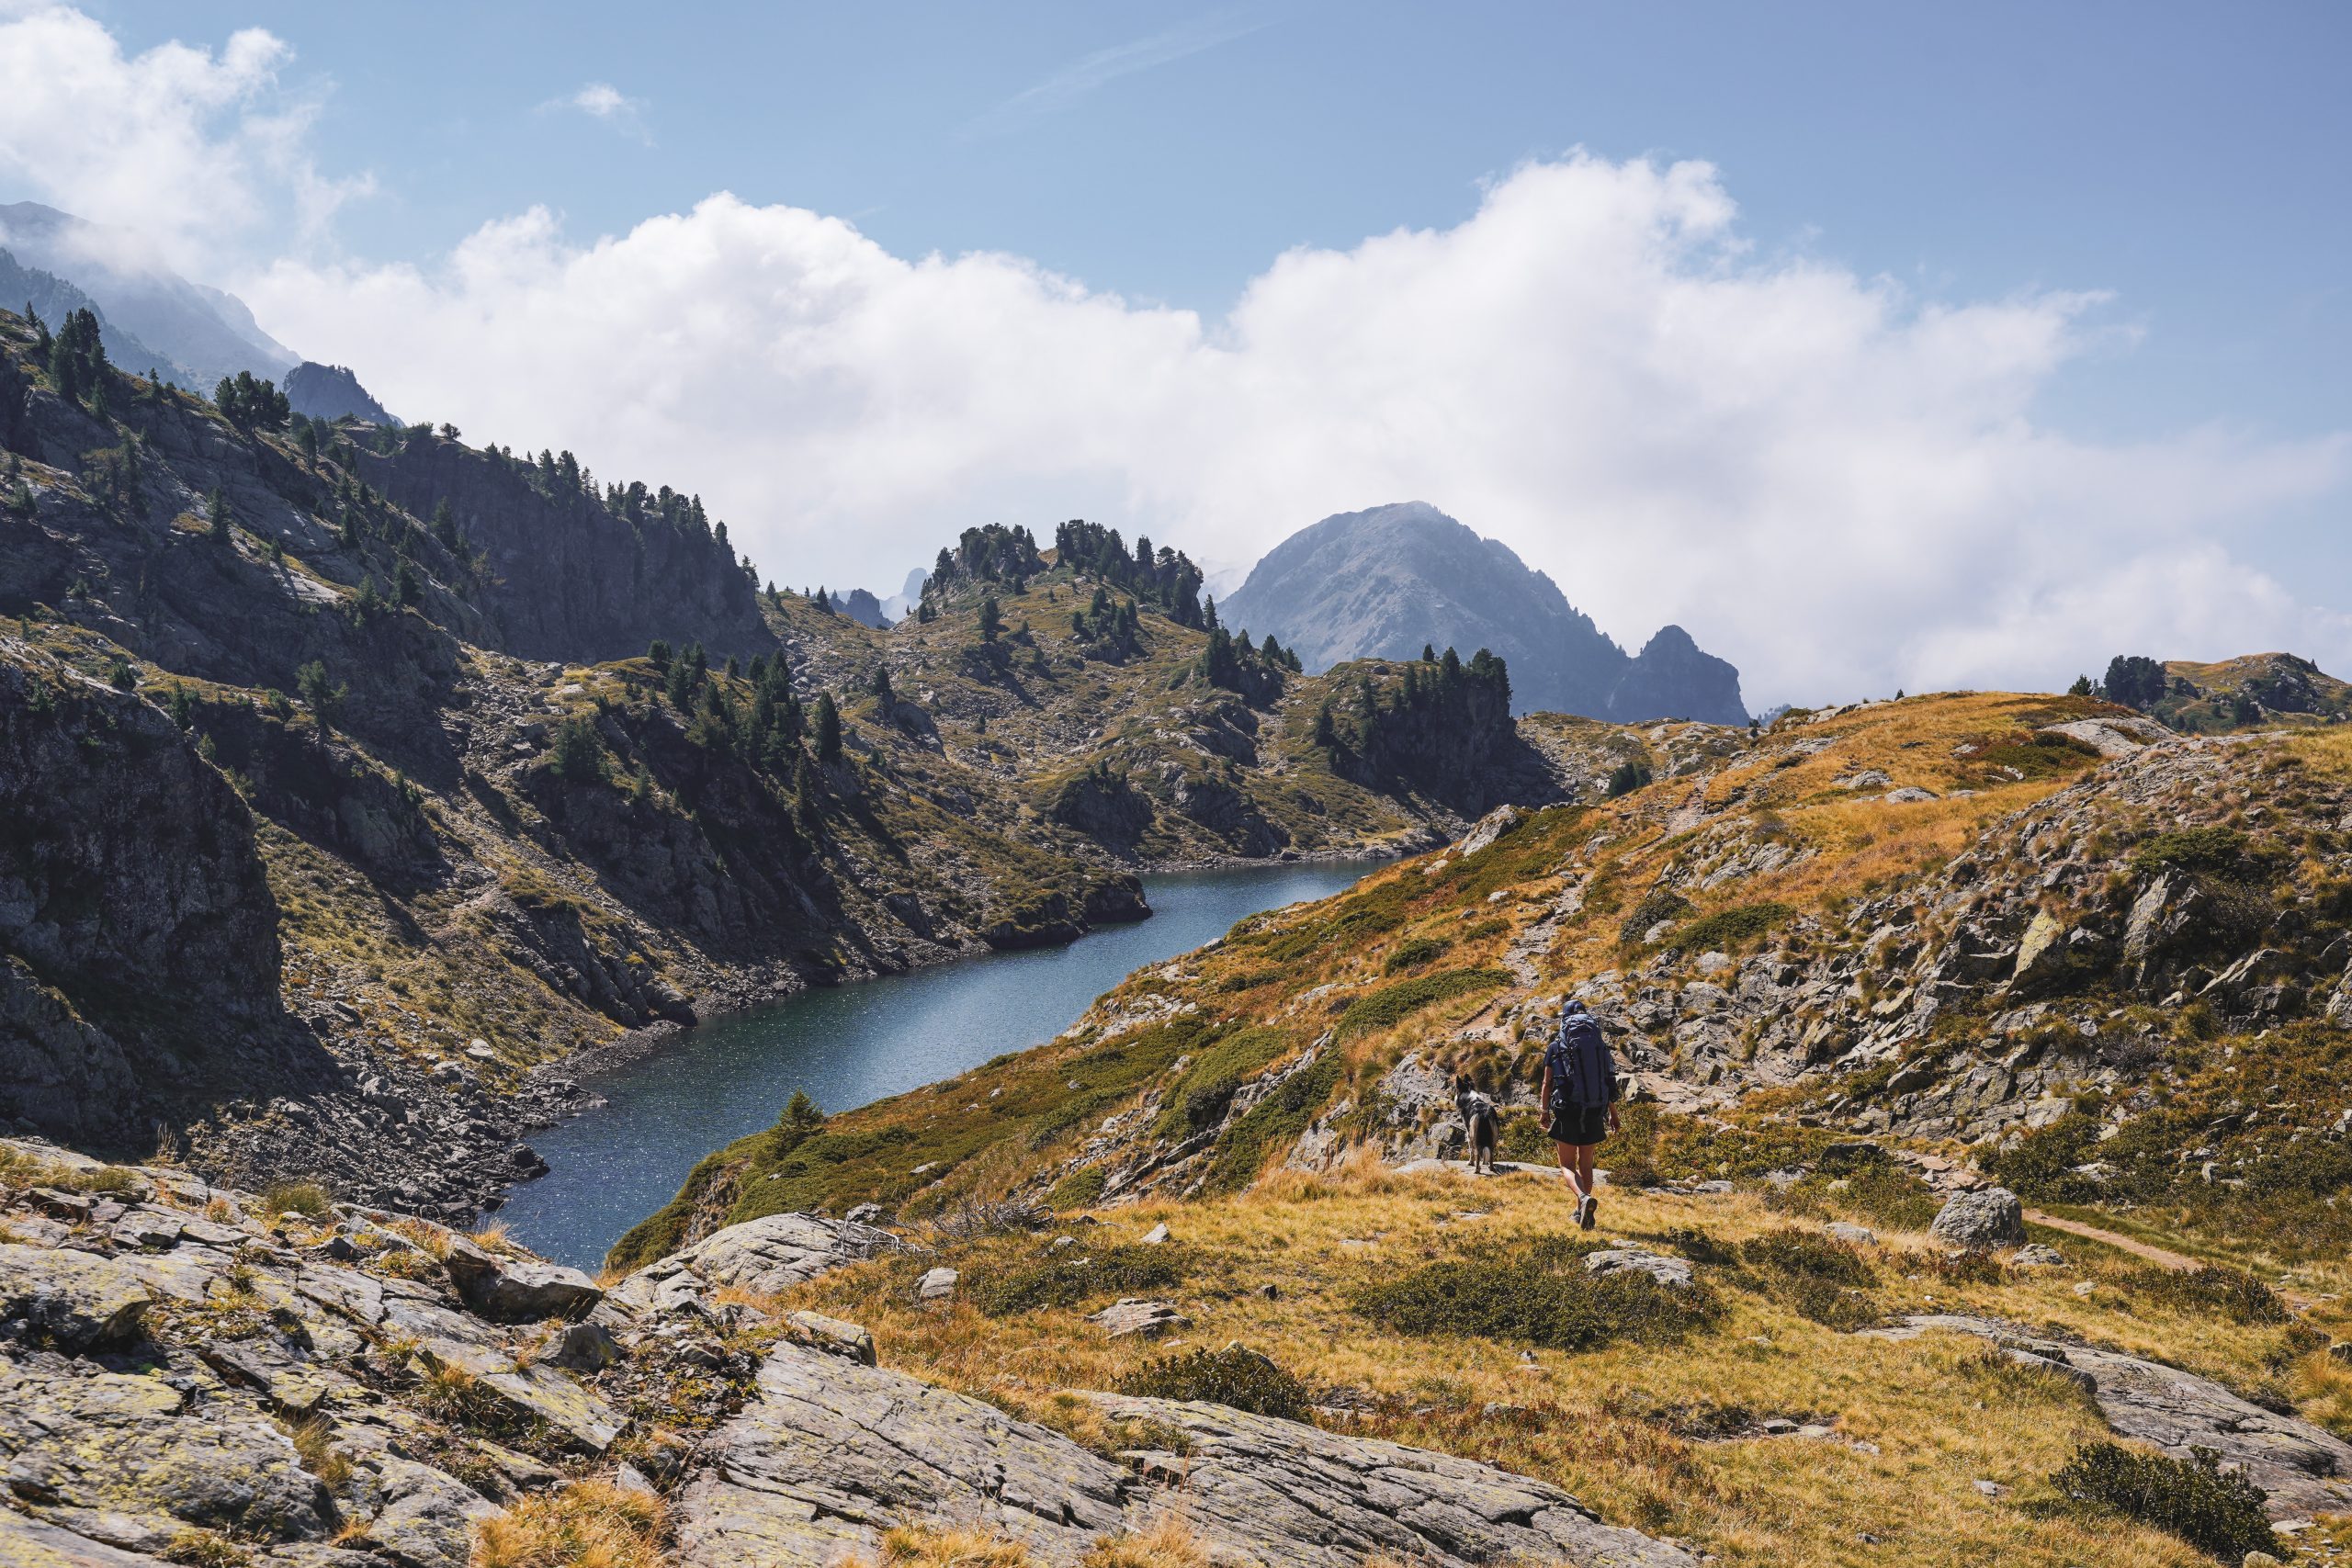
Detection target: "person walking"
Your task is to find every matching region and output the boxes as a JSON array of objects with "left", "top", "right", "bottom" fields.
[{"left": 1541, "top": 996, "right": 1622, "bottom": 1230}]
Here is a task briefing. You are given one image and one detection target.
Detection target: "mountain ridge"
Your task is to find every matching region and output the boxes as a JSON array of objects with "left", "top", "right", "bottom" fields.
[{"left": 1221, "top": 501, "right": 1748, "bottom": 725}]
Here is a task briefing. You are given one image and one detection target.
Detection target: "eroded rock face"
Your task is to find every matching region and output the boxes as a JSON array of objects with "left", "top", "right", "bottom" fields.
[
  {"left": 1080, "top": 1393, "right": 1700, "bottom": 1567},
  {"left": 1880, "top": 1315, "right": 2352, "bottom": 1519},
  {"left": 677, "top": 1347, "right": 1132, "bottom": 1567},
  {"left": 0, "top": 1141, "right": 633, "bottom": 1568},
  {"left": 610, "top": 1211, "right": 902, "bottom": 1316}
]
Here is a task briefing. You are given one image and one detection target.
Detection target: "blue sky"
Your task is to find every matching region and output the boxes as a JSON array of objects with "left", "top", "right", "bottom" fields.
[
  {"left": 6, "top": 1, "right": 2349, "bottom": 700},
  {"left": 94, "top": 0, "right": 2347, "bottom": 441}
]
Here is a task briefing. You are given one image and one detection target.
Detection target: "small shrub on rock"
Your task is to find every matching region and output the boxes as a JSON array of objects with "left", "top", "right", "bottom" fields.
[
  {"left": 966, "top": 1244, "right": 1191, "bottom": 1317},
  {"left": 1353, "top": 1235, "right": 1717, "bottom": 1352},
  {"left": 2050, "top": 1441, "right": 2278, "bottom": 1561},
  {"left": 260, "top": 1180, "right": 334, "bottom": 1221},
  {"left": 1117, "top": 1345, "right": 1307, "bottom": 1420}
]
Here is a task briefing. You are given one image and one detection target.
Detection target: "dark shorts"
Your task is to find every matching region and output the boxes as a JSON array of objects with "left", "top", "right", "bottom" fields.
[{"left": 1547, "top": 1104, "right": 1609, "bottom": 1146}]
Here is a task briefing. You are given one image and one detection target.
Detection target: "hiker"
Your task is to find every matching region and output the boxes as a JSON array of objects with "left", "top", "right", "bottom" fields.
[{"left": 1541, "top": 996, "right": 1621, "bottom": 1230}]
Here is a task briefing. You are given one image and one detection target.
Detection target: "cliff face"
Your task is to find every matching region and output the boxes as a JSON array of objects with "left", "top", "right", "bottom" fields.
[
  {"left": 0, "top": 652, "right": 324, "bottom": 1142},
  {"left": 356, "top": 436, "right": 775, "bottom": 665},
  {"left": 1221, "top": 502, "right": 1748, "bottom": 725}
]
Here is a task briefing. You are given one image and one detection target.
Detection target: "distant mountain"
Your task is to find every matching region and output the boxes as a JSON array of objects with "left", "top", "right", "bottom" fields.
[
  {"left": 0, "top": 247, "right": 180, "bottom": 383},
  {"left": 828, "top": 587, "right": 888, "bottom": 627},
  {"left": 0, "top": 202, "right": 294, "bottom": 386},
  {"left": 878, "top": 567, "right": 928, "bottom": 624},
  {"left": 2154, "top": 652, "right": 2352, "bottom": 732},
  {"left": 285, "top": 361, "right": 394, "bottom": 424},
  {"left": 1219, "top": 501, "right": 1747, "bottom": 725}
]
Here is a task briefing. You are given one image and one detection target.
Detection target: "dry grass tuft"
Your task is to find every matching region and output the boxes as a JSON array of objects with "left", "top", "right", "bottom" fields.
[
  {"left": 1080, "top": 1513, "right": 1211, "bottom": 1567},
  {"left": 471, "top": 1478, "right": 667, "bottom": 1568},
  {"left": 851, "top": 1523, "right": 1035, "bottom": 1566}
]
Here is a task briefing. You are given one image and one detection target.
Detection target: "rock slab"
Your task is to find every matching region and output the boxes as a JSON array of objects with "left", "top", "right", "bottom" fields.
[
  {"left": 1928, "top": 1188, "right": 2026, "bottom": 1249},
  {"left": 1878, "top": 1314, "right": 2352, "bottom": 1519}
]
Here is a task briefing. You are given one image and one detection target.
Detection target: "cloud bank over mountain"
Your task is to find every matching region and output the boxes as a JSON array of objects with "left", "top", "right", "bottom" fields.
[{"left": 6, "top": 4, "right": 2345, "bottom": 705}]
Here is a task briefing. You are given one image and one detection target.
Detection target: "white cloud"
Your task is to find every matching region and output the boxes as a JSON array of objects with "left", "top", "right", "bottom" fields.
[
  {"left": 544, "top": 81, "right": 650, "bottom": 144},
  {"left": 245, "top": 155, "right": 2351, "bottom": 703},
  {"left": 0, "top": 3, "right": 365, "bottom": 268}
]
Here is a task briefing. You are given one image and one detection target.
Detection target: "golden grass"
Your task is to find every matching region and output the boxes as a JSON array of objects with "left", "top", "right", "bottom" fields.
[
  {"left": 851, "top": 1523, "right": 1034, "bottom": 1566},
  {"left": 783, "top": 1160, "right": 2332, "bottom": 1568},
  {"left": 471, "top": 1479, "right": 666, "bottom": 1568}
]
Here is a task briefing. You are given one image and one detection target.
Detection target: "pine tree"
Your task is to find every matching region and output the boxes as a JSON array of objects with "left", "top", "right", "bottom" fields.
[
  {"left": 978, "top": 595, "right": 1002, "bottom": 643},
  {"left": 207, "top": 489, "right": 232, "bottom": 543},
  {"left": 814, "top": 692, "right": 842, "bottom": 761},
  {"left": 393, "top": 557, "right": 422, "bottom": 606},
  {"left": 430, "top": 500, "right": 458, "bottom": 547}
]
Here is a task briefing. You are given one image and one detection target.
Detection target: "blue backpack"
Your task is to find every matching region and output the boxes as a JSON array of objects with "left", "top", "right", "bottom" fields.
[{"left": 1546, "top": 1005, "right": 1618, "bottom": 1114}]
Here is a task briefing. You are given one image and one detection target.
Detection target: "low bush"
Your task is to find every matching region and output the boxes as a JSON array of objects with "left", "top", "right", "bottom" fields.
[
  {"left": 2123, "top": 1265, "right": 2288, "bottom": 1326},
  {"left": 1353, "top": 1235, "right": 1717, "bottom": 1352},
  {"left": 965, "top": 1244, "right": 1192, "bottom": 1316},
  {"left": 1333, "top": 967, "right": 1510, "bottom": 1042},
  {"left": 1616, "top": 888, "right": 1693, "bottom": 947},
  {"left": 1665, "top": 901, "right": 1792, "bottom": 954},
  {"left": 1117, "top": 1345, "right": 1308, "bottom": 1420},
  {"left": 1740, "top": 1227, "right": 1880, "bottom": 1329},
  {"left": 1382, "top": 935, "right": 1453, "bottom": 974},
  {"left": 260, "top": 1180, "right": 334, "bottom": 1221},
  {"left": 2050, "top": 1441, "right": 2278, "bottom": 1561}
]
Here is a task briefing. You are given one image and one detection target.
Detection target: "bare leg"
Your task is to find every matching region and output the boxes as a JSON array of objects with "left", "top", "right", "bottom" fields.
[
  {"left": 1575, "top": 1145, "right": 1600, "bottom": 1223},
  {"left": 1553, "top": 1140, "right": 1589, "bottom": 1201}
]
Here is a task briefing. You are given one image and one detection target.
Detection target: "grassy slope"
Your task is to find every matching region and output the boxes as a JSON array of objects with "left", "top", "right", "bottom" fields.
[
  {"left": 775, "top": 1161, "right": 2350, "bottom": 1567},
  {"left": 614, "top": 690, "right": 2114, "bottom": 1262}
]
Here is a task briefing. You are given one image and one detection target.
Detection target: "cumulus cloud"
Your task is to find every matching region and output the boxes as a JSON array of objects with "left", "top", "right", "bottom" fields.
[
  {"left": 245, "top": 154, "right": 2351, "bottom": 703},
  {"left": 544, "top": 82, "right": 650, "bottom": 143},
  {"left": 0, "top": 3, "right": 365, "bottom": 267}
]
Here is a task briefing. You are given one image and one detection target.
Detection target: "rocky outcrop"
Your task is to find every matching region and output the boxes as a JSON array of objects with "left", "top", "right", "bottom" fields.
[
  {"left": 677, "top": 1346, "right": 1133, "bottom": 1566},
  {"left": 283, "top": 361, "right": 392, "bottom": 424},
  {"left": 609, "top": 1211, "right": 900, "bottom": 1314},
  {"left": 1080, "top": 1393, "right": 1699, "bottom": 1566},
  {"left": 1879, "top": 1315, "right": 2352, "bottom": 1520}
]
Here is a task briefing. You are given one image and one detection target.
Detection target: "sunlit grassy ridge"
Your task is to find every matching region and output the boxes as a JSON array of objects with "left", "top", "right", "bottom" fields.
[
  {"left": 614, "top": 690, "right": 2119, "bottom": 1264},
  {"left": 767, "top": 1159, "right": 2352, "bottom": 1567}
]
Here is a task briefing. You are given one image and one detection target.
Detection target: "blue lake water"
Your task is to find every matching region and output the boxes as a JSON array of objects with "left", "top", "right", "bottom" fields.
[{"left": 494, "top": 862, "right": 1370, "bottom": 1268}]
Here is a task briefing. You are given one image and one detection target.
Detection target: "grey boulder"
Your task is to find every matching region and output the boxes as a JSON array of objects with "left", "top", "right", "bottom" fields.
[
  {"left": 441, "top": 1236, "right": 603, "bottom": 1323},
  {"left": 0, "top": 1243, "right": 153, "bottom": 1348},
  {"left": 1928, "top": 1188, "right": 2025, "bottom": 1249}
]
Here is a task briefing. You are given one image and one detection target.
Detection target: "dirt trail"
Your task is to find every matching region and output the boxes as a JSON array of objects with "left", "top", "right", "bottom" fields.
[{"left": 2024, "top": 1208, "right": 2200, "bottom": 1272}]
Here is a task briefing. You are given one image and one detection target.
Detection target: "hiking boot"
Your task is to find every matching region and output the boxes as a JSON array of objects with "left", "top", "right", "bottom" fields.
[{"left": 1577, "top": 1193, "right": 1596, "bottom": 1230}]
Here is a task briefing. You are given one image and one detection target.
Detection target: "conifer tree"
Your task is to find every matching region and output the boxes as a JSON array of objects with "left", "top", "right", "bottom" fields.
[{"left": 814, "top": 692, "right": 842, "bottom": 761}]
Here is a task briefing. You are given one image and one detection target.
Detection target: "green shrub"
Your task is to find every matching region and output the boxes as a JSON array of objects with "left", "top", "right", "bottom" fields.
[
  {"left": 1047, "top": 1168, "right": 1106, "bottom": 1211},
  {"left": 1382, "top": 935, "right": 1453, "bottom": 974},
  {"left": 260, "top": 1181, "right": 333, "bottom": 1221},
  {"left": 1117, "top": 1345, "right": 1307, "bottom": 1419},
  {"left": 965, "top": 1244, "right": 1191, "bottom": 1316},
  {"left": 1740, "top": 1227, "right": 1873, "bottom": 1286},
  {"left": 83, "top": 1165, "right": 141, "bottom": 1196},
  {"left": 1666, "top": 901, "right": 1792, "bottom": 954},
  {"left": 2128, "top": 826, "right": 2282, "bottom": 884},
  {"left": 1616, "top": 888, "right": 1693, "bottom": 947},
  {"left": 1333, "top": 967, "right": 1510, "bottom": 1042},
  {"left": 1204, "top": 1052, "right": 1341, "bottom": 1192},
  {"left": 1740, "top": 1226, "right": 1881, "bottom": 1328},
  {"left": 2050, "top": 1442, "right": 2278, "bottom": 1561},
  {"left": 1353, "top": 1236, "right": 1717, "bottom": 1352},
  {"left": 1154, "top": 1028, "right": 1285, "bottom": 1137},
  {"left": 2123, "top": 1265, "right": 2288, "bottom": 1326}
]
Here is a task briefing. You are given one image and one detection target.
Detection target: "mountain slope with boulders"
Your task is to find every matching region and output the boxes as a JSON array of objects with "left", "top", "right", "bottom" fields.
[
  {"left": 0, "top": 305, "right": 1615, "bottom": 1220},
  {"left": 1220, "top": 501, "right": 1748, "bottom": 725}
]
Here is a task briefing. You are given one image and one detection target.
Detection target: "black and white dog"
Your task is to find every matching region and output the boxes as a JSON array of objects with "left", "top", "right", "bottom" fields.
[{"left": 1454, "top": 1075, "right": 1499, "bottom": 1175}]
